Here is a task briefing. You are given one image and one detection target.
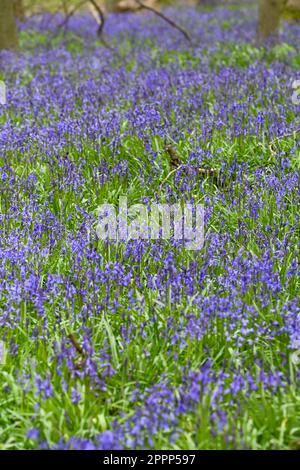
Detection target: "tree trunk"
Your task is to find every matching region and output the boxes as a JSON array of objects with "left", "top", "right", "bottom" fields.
[
  {"left": 287, "top": 0, "right": 300, "bottom": 8},
  {"left": 257, "top": 0, "right": 286, "bottom": 44},
  {"left": 0, "top": 0, "right": 19, "bottom": 50},
  {"left": 286, "top": 0, "right": 300, "bottom": 19},
  {"left": 13, "top": 0, "right": 25, "bottom": 21}
]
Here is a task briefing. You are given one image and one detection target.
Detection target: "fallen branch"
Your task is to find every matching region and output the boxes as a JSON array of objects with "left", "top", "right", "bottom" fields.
[
  {"left": 257, "top": 125, "right": 300, "bottom": 162},
  {"left": 165, "top": 144, "right": 183, "bottom": 169},
  {"left": 159, "top": 164, "right": 184, "bottom": 191},
  {"left": 68, "top": 333, "right": 86, "bottom": 356},
  {"left": 160, "top": 143, "right": 225, "bottom": 192},
  {"left": 165, "top": 144, "right": 219, "bottom": 177},
  {"left": 134, "top": 0, "right": 192, "bottom": 43},
  {"left": 269, "top": 125, "right": 300, "bottom": 149}
]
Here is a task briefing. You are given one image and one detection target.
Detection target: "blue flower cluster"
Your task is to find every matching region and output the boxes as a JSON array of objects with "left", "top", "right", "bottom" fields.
[{"left": 0, "top": 5, "right": 299, "bottom": 450}]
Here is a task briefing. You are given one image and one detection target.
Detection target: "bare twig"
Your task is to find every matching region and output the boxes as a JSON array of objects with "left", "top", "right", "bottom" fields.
[
  {"left": 61, "top": 0, "right": 69, "bottom": 16},
  {"left": 88, "top": 0, "right": 118, "bottom": 52},
  {"left": 56, "top": 0, "right": 117, "bottom": 53},
  {"left": 58, "top": 0, "right": 87, "bottom": 31},
  {"left": 88, "top": 0, "right": 105, "bottom": 38},
  {"left": 134, "top": 0, "right": 192, "bottom": 43},
  {"left": 58, "top": 0, "right": 105, "bottom": 38}
]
